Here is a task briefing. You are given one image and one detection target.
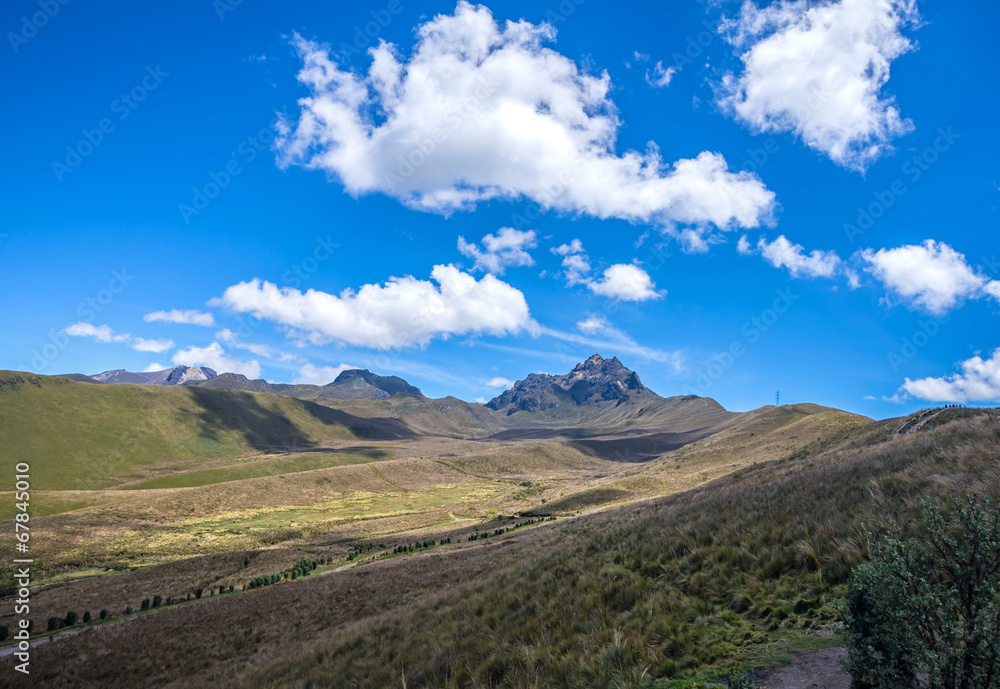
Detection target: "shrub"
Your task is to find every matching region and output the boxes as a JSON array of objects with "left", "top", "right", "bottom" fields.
[
  {"left": 843, "top": 492, "right": 1000, "bottom": 688},
  {"left": 99, "top": 609, "right": 108, "bottom": 620},
  {"left": 125, "top": 606, "right": 133, "bottom": 615},
  {"left": 726, "top": 668, "right": 757, "bottom": 689},
  {"left": 140, "top": 599, "right": 150, "bottom": 611},
  {"left": 0, "top": 625, "right": 8, "bottom": 641},
  {"left": 47, "top": 617, "right": 60, "bottom": 632},
  {"left": 153, "top": 595, "right": 162, "bottom": 608},
  {"left": 195, "top": 588, "right": 203, "bottom": 599},
  {"left": 64, "top": 611, "right": 78, "bottom": 626},
  {"left": 82, "top": 611, "right": 91, "bottom": 623}
]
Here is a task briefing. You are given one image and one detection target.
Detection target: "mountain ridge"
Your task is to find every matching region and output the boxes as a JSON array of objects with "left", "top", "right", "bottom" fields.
[{"left": 486, "top": 354, "right": 656, "bottom": 415}]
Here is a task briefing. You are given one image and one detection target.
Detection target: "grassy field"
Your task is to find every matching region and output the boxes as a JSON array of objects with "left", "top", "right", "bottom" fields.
[
  {"left": 0, "top": 372, "right": 407, "bottom": 490},
  {"left": 3, "top": 409, "right": 997, "bottom": 687}
]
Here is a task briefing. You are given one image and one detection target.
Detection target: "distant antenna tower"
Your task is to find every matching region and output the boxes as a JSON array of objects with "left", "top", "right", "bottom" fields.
[{"left": 776, "top": 390, "right": 780, "bottom": 407}]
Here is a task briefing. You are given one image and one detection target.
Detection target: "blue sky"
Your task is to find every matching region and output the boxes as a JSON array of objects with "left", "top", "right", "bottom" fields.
[{"left": 2, "top": 0, "right": 998, "bottom": 417}]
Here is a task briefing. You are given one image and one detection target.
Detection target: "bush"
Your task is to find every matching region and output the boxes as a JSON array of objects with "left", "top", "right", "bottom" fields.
[
  {"left": 125, "top": 606, "right": 133, "bottom": 615},
  {"left": 195, "top": 588, "right": 203, "bottom": 599},
  {"left": 140, "top": 599, "right": 150, "bottom": 611},
  {"left": 0, "top": 625, "right": 8, "bottom": 641},
  {"left": 47, "top": 617, "right": 60, "bottom": 632},
  {"left": 64, "top": 611, "right": 78, "bottom": 626},
  {"left": 99, "top": 609, "right": 108, "bottom": 620},
  {"left": 843, "top": 492, "right": 1000, "bottom": 688},
  {"left": 726, "top": 668, "right": 757, "bottom": 689},
  {"left": 82, "top": 611, "right": 91, "bottom": 623},
  {"left": 153, "top": 595, "right": 162, "bottom": 608}
]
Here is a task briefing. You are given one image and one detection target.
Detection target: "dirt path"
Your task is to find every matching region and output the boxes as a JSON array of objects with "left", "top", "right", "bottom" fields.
[{"left": 755, "top": 647, "right": 849, "bottom": 688}]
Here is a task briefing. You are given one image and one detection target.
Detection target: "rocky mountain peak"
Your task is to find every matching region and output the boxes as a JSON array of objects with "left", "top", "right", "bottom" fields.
[{"left": 485, "top": 354, "right": 655, "bottom": 415}]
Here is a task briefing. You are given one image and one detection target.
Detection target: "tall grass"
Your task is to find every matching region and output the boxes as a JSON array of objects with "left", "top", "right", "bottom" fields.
[{"left": 7, "top": 414, "right": 999, "bottom": 688}]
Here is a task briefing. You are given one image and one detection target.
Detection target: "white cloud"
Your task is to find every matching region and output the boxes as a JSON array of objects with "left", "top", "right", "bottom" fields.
[
  {"left": 544, "top": 322, "right": 684, "bottom": 369},
  {"left": 144, "top": 309, "right": 215, "bottom": 326},
  {"left": 900, "top": 348, "right": 1000, "bottom": 403},
  {"left": 860, "top": 240, "right": 994, "bottom": 315},
  {"left": 552, "top": 240, "right": 662, "bottom": 301},
  {"left": 737, "top": 235, "right": 753, "bottom": 255},
  {"left": 576, "top": 316, "right": 613, "bottom": 336},
  {"left": 64, "top": 322, "right": 130, "bottom": 343},
  {"left": 142, "top": 362, "right": 165, "bottom": 372},
  {"left": 294, "top": 362, "right": 359, "bottom": 385},
  {"left": 457, "top": 227, "right": 537, "bottom": 274},
  {"left": 486, "top": 376, "right": 515, "bottom": 388},
  {"left": 212, "top": 264, "right": 534, "bottom": 349},
  {"left": 588, "top": 264, "right": 663, "bottom": 302},
  {"left": 718, "top": 0, "right": 918, "bottom": 170},
  {"left": 552, "top": 239, "right": 592, "bottom": 286},
  {"left": 277, "top": 2, "right": 775, "bottom": 234},
  {"left": 552, "top": 239, "right": 584, "bottom": 257},
  {"left": 645, "top": 61, "right": 676, "bottom": 89},
  {"left": 756, "top": 235, "right": 842, "bottom": 278},
  {"left": 218, "top": 329, "right": 313, "bottom": 361},
  {"left": 132, "top": 337, "right": 175, "bottom": 353},
  {"left": 172, "top": 342, "right": 262, "bottom": 378}
]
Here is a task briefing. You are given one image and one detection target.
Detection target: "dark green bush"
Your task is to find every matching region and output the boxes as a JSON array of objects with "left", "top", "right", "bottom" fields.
[{"left": 843, "top": 493, "right": 1000, "bottom": 688}]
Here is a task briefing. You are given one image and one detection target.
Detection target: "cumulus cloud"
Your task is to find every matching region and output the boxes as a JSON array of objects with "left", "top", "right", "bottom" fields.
[
  {"left": 172, "top": 342, "right": 262, "bottom": 378},
  {"left": 718, "top": 0, "right": 918, "bottom": 170},
  {"left": 552, "top": 239, "right": 592, "bottom": 286},
  {"left": 860, "top": 240, "right": 998, "bottom": 315},
  {"left": 132, "top": 337, "right": 175, "bottom": 353},
  {"left": 486, "top": 376, "right": 515, "bottom": 388},
  {"left": 212, "top": 264, "right": 534, "bottom": 349},
  {"left": 900, "top": 348, "right": 1000, "bottom": 403},
  {"left": 144, "top": 309, "right": 215, "bottom": 326},
  {"left": 142, "top": 362, "right": 166, "bottom": 372},
  {"left": 756, "top": 235, "right": 842, "bottom": 278},
  {"left": 277, "top": 2, "right": 775, "bottom": 236},
  {"left": 457, "top": 227, "right": 537, "bottom": 274},
  {"left": 552, "top": 240, "right": 662, "bottom": 301},
  {"left": 588, "top": 264, "right": 663, "bottom": 301},
  {"left": 294, "top": 362, "right": 359, "bottom": 385},
  {"left": 64, "top": 322, "right": 130, "bottom": 343}
]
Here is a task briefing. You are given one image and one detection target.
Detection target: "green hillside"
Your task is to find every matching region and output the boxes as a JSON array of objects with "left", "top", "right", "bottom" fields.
[
  {"left": 9, "top": 409, "right": 998, "bottom": 688},
  {"left": 0, "top": 372, "right": 403, "bottom": 490}
]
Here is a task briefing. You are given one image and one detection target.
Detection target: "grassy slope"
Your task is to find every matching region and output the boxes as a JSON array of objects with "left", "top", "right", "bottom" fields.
[
  {"left": 9, "top": 411, "right": 998, "bottom": 688},
  {"left": 0, "top": 372, "right": 398, "bottom": 490}
]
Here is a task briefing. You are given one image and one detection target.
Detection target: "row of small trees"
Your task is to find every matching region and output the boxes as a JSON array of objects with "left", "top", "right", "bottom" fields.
[{"left": 46, "top": 608, "right": 108, "bottom": 631}]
